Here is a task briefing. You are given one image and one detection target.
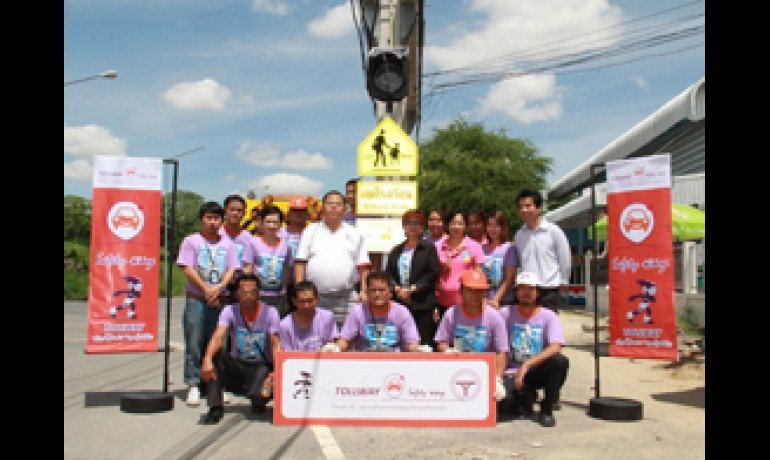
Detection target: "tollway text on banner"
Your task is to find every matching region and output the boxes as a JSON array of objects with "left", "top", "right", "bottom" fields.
[{"left": 356, "top": 181, "right": 417, "bottom": 216}]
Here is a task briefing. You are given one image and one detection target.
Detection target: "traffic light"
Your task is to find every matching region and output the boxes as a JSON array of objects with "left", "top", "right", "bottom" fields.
[{"left": 366, "top": 48, "right": 409, "bottom": 102}]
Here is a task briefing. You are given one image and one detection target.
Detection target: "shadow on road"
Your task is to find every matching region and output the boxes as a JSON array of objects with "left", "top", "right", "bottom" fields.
[{"left": 651, "top": 386, "right": 705, "bottom": 409}]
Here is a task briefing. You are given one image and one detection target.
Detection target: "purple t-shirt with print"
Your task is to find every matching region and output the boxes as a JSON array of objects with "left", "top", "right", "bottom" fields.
[
  {"left": 499, "top": 305, "right": 565, "bottom": 373},
  {"left": 279, "top": 309, "right": 340, "bottom": 351},
  {"left": 340, "top": 301, "right": 420, "bottom": 352},
  {"left": 218, "top": 303, "right": 281, "bottom": 360},
  {"left": 250, "top": 237, "right": 293, "bottom": 298},
  {"left": 434, "top": 304, "right": 508, "bottom": 352},
  {"left": 218, "top": 227, "right": 255, "bottom": 268},
  {"left": 482, "top": 242, "right": 519, "bottom": 304},
  {"left": 176, "top": 233, "right": 240, "bottom": 296}
]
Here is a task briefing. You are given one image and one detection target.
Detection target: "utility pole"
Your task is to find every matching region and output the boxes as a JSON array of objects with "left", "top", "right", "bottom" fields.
[{"left": 363, "top": 0, "right": 421, "bottom": 134}]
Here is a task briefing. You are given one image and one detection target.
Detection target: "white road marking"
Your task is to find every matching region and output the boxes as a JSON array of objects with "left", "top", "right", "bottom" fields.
[{"left": 311, "top": 425, "right": 345, "bottom": 460}]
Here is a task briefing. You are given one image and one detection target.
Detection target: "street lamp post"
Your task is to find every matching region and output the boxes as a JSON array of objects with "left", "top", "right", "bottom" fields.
[{"left": 64, "top": 70, "right": 118, "bottom": 87}]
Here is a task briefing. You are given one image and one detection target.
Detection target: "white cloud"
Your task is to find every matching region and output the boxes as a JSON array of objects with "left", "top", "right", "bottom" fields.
[
  {"left": 252, "top": 0, "right": 290, "bottom": 15},
  {"left": 479, "top": 74, "right": 563, "bottom": 123},
  {"left": 426, "top": 0, "right": 623, "bottom": 122},
  {"left": 222, "top": 174, "right": 237, "bottom": 183},
  {"left": 308, "top": 2, "right": 354, "bottom": 39},
  {"left": 64, "top": 158, "right": 93, "bottom": 180},
  {"left": 283, "top": 149, "right": 334, "bottom": 169},
  {"left": 633, "top": 76, "right": 649, "bottom": 92},
  {"left": 248, "top": 173, "right": 324, "bottom": 196},
  {"left": 235, "top": 141, "right": 333, "bottom": 169},
  {"left": 236, "top": 141, "right": 282, "bottom": 166},
  {"left": 161, "top": 78, "right": 232, "bottom": 110},
  {"left": 64, "top": 124, "right": 127, "bottom": 157}
]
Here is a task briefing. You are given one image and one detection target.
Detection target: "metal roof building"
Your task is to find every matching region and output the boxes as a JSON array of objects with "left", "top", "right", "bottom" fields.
[{"left": 545, "top": 77, "right": 705, "bottom": 228}]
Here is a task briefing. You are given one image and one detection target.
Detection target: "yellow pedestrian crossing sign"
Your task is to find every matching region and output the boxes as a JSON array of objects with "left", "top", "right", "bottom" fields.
[{"left": 358, "top": 116, "right": 418, "bottom": 176}]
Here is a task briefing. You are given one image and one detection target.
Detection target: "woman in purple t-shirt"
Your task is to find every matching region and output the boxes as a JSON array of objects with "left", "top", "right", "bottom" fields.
[{"left": 483, "top": 209, "right": 518, "bottom": 309}]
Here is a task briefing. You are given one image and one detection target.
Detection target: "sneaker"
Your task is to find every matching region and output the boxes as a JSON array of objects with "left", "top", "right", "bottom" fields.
[
  {"left": 203, "top": 406, "right": 224, "bottom": 425},
  {"left": 538, "top": 412, "right": 556, "bottom": 427},
  {"left": 223, "top": 391, "right": 234, "bottom": 405},
  {"left": 186, "top": 386, "right": 201, "bottom": 407}
]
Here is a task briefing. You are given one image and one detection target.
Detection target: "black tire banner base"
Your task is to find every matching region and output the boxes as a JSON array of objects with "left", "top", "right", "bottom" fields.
[
  {"left": 120, "top": 391, "right": 174, "bottom": 414},
  {"left": 588, "top": 397, "right": 643, "bottom": 421}
]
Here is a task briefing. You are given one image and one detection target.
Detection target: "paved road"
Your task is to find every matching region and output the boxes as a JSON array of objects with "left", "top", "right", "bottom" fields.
[{"left": 64, "top": 300, "right": 705, "bottom": 459}]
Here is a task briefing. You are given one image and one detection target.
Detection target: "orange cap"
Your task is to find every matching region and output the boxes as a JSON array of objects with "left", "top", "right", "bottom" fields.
[
  {"left": 289, "top": 197, "right": 308, "bottom": 209},
  {"left": 459, "top": 270, "right": 489, "bottom": 289}
]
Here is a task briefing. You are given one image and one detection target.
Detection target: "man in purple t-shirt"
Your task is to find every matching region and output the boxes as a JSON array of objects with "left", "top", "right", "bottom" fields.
[
  {"left": 280, "top": 281, "right": 339, "bottom": 351},
  {"left": 499, "top": 271, "right": 569, "bottom": 427},
  {"left": 434, "top": 270, "right": 508, "bottom": 401},
  {"left": 338, "top": 272, "right": 420, "bottom": 352},
  {"left": 200, "top": 274, "right": 282, "bottom": 424},
  {"left": 176, "top": 201, "right": 240, "bottom": 407}
]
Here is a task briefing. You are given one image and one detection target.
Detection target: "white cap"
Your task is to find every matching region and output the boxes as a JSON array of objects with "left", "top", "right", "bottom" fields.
[{"left": 515, "top": 271, "right": 540, "bottom": 286}]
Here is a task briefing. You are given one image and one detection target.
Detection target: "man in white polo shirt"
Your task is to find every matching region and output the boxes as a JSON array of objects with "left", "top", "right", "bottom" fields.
[
  {"left": 294, "top": 190, "right": 371, "bottom": 328},
  {"left": 514, "top": 189, "right": 572, "bottom": 313}
]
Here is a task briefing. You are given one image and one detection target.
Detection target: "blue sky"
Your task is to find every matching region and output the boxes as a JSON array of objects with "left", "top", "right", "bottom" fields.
[{"left": 64, "top": 0, "right": 704, "bottom": 201}]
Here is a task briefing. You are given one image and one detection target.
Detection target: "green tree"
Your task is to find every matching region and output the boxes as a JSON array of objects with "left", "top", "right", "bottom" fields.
[
  {"left": 64, "top": 195, "right": 92, "bottom": 244},
  {"left": 161, "top": 190, "right": 205, "bottom": 260},
  {"left": 418, "top": 118, "right": 552, "bottom": 230}
]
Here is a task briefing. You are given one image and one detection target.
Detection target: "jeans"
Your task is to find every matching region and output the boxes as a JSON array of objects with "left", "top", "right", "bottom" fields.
[{"left": 183, "top": 296, "right": 222, "bottom": 386}]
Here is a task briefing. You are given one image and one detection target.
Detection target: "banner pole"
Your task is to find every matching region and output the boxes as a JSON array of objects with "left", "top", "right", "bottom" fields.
[
  {"left": 590, "top": 163, "right": 601, "bottom": 399},
  {"left": 162, "top": 159, "right": 178, "bottom": 394}
]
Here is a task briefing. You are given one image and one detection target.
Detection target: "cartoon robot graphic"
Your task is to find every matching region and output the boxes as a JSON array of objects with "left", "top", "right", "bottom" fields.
[
  {"left": 109, "top": 275, "right": 142, "bottom": 319},
  {"left": 626, "top": 279, "right": 656, "bottom": 324},
  {"left": 293, "top": 371, "right": 313, "bottom": 399}
]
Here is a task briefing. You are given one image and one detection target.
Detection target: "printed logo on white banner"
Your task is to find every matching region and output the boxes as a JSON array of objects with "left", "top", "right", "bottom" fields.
[
  {"left": 451, "top": 369, "right": 481, "bottom": 401},
  {"left": 383, "top": 373, "right": 405, "bottom": 398},
  {"left": 619, "top": 203, "right": 654, "bottom": 244},
  {"left": 93, "top": 155, "right": 163, "bottom": 190},
  {"left": 107, "top": 201, "right": 145, "bottom": 240}
]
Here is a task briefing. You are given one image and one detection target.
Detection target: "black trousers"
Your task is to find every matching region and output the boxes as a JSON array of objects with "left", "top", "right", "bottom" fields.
[
  {"left": 206, "top": 349, "right": 270, "bottom": 408},
  {"left": 410, "top": 308, "right": 438, "bottom": 349},
  {"left": 502, "top": 353, "right": 569, "bottom": 414}
]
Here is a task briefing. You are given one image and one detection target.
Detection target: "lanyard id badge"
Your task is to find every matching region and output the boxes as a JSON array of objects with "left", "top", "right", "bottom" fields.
[
  {"left": 198, "top": 243, "right": 222, "bottom": 284},
  {"left": 363, "top": 306, "right": 398, "bottom": 351},
  {"left": 234, "top": 308, "right": 269, "bottom": 363}
]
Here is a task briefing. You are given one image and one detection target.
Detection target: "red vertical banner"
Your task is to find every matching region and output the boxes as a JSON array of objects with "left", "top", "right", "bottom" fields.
[
  {"left": 606, "top": 154, "right": 678, "bottom": 361},
  {"left": 86, "top": 156, "right": 163, "bottom": 353}
]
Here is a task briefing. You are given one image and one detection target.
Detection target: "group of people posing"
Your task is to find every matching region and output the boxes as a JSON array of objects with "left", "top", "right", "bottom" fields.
[{"left": 176, "top": 186, "right": 572, "bottom": 428}]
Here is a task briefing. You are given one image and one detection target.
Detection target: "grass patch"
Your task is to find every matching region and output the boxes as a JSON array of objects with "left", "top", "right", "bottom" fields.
[
  {"left": 160, "top": 264, "right": 187, "bottom": 297},
  {"left": 64, "top": 270, "right": 89, "bottom": 300},
  {"left": 677, "top": 315, "right": 704, "bottom": 338}
]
